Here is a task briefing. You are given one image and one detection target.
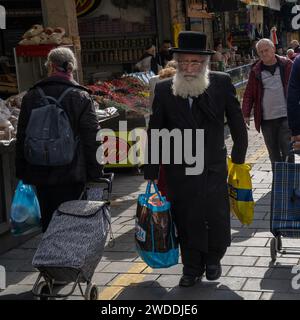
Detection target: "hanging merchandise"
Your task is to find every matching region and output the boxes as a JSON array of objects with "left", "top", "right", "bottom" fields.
[{"left": 270, "top": 26, "right": 278, "bottom": 45}]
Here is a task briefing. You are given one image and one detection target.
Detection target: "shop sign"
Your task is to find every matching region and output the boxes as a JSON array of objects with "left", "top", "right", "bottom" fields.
[
  {"left": 267, "top": 0, "right": 280, "bottom": 11},
  {"left": 186, "top": 0, "right": 212, "bottom": 19},
  {"left": 0, "top": 5, "right": 6, "bottom": 29},
  {"left": 76, "top": 0, "right": 102, "bottom": 18},
  {"left": 291, "top": 5, "right": 300, "bottom": 30}
]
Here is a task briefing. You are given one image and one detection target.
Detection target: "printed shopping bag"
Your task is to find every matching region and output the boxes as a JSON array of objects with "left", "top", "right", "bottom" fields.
[
  {"left": 135, "top": 182, "right": 178, "bottom": 268},
  {"left": 228, "top": 157, "right": 255, "bottom": 225},
  {"left": 10, "top": 181, "right": 41, "bottom": 236}
]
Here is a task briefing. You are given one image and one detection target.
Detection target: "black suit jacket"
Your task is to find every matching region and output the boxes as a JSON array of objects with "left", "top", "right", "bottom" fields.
[{"left": 144, "top": 71, "right": 248, "bottom": 180}]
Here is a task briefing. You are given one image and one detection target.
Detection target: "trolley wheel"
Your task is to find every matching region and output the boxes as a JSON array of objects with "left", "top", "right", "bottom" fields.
[
  {"left": 35, "top": 281, "right": 52, "bottom": 300},
  {"left": 276, "top": 236, "right": 282, "bottom": 251},
  {"left": 270, "top": 238, "right": 277, "bottom": 262},
  {"left": 85, "top": 283, "right": 99, "bottom": 300}
]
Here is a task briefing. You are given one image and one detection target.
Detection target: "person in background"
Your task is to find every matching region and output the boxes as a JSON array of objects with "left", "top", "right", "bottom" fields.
[
  {"left": 15, "top": 47, "right": 103, "bottom": 232},
  {"left": 157, "top": 40, "right": 173, "bottom": 68},
  {"left": 276, "top": 47, "right": 284, "bottom": 56},
  {"left": 144, "top": 31, "right": 248, "bottom": 287},
  {"left": 149, "top": 60, "right": 177, "bottom": 107},
  {"left": 135, "top": 44, "right": 162, "bottom": 75},
  {"left": 249, "top": 40, "right": 259, "bottom": 60},
  {"left": 242, "top": 38, "right": 293, "bottom": 165},
  {"left": 287, "top": 48, "right": 297, "bottom": 61},
  {"left": 290, "top": 40, "right": 300, "bottom": 54}
]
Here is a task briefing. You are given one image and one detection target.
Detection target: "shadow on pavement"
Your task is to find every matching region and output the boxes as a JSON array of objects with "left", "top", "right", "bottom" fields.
[{"left": 114, "top": 280, "right": 247, "bottom": 300}]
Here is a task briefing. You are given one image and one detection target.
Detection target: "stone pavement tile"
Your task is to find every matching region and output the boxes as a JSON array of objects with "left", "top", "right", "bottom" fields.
[
  {"left": 202, "top": 277, "right": 247, "bottom": 291},
  {"left": 222, "top": 256, "right": 257, "bottom": 267},
  {"left": 261, "top": 292, "right": 300, "bottom": 300},
  {"left": 0, "top": 249, "right": 36, "bottom": 261},
  {"left": 0, "top": 285, "right": 34, "bottom": 300},
  {"left": 19, "top": 238, "right": 40, "bottom": 249},
  {"left": 231, "top": 237, "right": 269, "bottom": 247},
  {"left": 108, "top": 274, "right": 159, "bottom": 287},
  {"left": 219, "top": 265, "right": 232, "bottom": 277},
  {"left": 253, "top": 231, "right": 272, "bottom": 238},
  {"left": 143, "top": 264, "right": 183, "bottom": 275},
  {"left": 101, "top": 251, "right": 138, "bottom": 262},
  {"left": 5, "top": 272, "right": 38, "bottom": 287},
  {"left": 95, "top": 262, "right": 111, "bottom": 272},
  {"left": 153, "top": 275, "right": 182, "bottom": 288},
  {"left": 92, "top": 273, "right": 118, "bottom": 286},
  {"left": 252, "top": 212, "right": 268, "bottom": 220},
  {"left": 101, "top": 262, "right": 147, "bottom": 274},
  {"left": 208, "top": 290, "right": 261, "bottom": 300},
  {"left": 228, "top": 266, "right": 273, "bottom": 278},
  {"left": 115, "top": 287, "right": 170, "bottom": 300},
  {"left": 226, "top": 246, "right": 246, "bottom": 256},
  {"left": 255, "top": 257, "right": 299, "bottom": 267},
  {"left": 231, "top": 228, "right": 255, "bottom": 238},
  {"left": 0, "top": 260, "right": 24, "bottom": 272},
  {"left": 160, "top": 285, "right": 216, "bottom": 301},
  {"left": 115, "top": 217, "right": 135, "bottom": 225},
  {"left": 244, "top": 221, "right": 270, "bottom": 229},
  {"left": 243, "top": 278, "right": 290, "bottom": 293},
  {"left": 114, "top": 225, "right": 135, "bottom": 234},
  {"left": 270, "top": 267, "right": 295, "bottom": 280},
  {"left": 111, "top": 225, "right": 124, "bottom": 233},
  {"left": 252, "top": 184, "right": 271, "bottom": 189},
  {"left": 254, "top": 205, "right": 270, "bottom": 213},
  {"left": 231, "top": 220, "right": 245, "bottom": 228},
  {"left": 254, "top": 189, "right": 271, "bottom": 194},
  {"left": 104, "top": 242, "right": 136, "bottom": 252}
]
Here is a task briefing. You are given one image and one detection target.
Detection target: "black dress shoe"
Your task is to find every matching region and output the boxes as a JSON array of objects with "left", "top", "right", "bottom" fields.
[
  {"left": 206, "top": 264, "right": 222, "bottom": 281},
  {"left": 179, "top": 275, "right": 200, "bottom": 287}
]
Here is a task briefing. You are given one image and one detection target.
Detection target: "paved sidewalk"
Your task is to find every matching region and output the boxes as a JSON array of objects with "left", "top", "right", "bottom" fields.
[{"left": 1, "top": 122, "right": 300, "bottom": 300}]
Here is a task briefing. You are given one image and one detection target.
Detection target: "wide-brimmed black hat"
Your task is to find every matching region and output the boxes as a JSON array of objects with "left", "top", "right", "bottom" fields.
[{"left": 170, "top": 31, "right": 215, "bottom": 55}]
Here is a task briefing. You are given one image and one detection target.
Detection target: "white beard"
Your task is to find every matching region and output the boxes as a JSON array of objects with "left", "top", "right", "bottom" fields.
[{"left": 172, "top": 66, "right": 210, "bottom": 99}]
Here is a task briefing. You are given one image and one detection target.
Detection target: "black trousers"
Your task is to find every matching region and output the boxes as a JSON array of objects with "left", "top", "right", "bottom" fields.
[
  {"left": 261, "top": 117, "right": 294, "bottom": 163},
  {"left": 181, "top": 245, "right": 227, "bottom": 277},
  {"left": 36, "top": 183, "right": 84, "bottom": 232}
]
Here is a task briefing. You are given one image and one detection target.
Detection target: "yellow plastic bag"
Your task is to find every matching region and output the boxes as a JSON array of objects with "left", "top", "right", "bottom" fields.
[{"left": 228, "top": 157, "right": 255, "bottom": 225}]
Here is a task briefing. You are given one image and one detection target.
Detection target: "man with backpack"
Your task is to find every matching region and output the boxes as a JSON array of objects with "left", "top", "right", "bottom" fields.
[{"left": 16, "top": 47, "right": 103, "bottom": 232}]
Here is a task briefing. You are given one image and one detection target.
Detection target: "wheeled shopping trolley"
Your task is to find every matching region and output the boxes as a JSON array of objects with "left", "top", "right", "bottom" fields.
[
  {"left": 31, "top": 173, "right": 114, "bottom": 300},
  {"left": 270, "top": 155, "right": 300, "bottom": 262}
]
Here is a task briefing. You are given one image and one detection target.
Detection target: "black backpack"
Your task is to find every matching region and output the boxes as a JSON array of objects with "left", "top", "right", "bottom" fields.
[{"left": 24, "top": 86, "right": 78, "bottom": 166}]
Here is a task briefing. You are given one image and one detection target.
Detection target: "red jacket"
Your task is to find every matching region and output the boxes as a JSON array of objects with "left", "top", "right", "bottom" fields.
[{"left": 242, "top": 55, "right": 293, "bottom": 132}]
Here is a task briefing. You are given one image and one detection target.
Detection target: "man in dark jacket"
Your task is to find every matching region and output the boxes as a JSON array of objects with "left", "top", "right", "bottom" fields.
[
  {"left": 144, "top": 32, "right": 248, "bottom": 287},
  {"left": 16, "top": 47, "right": 103, "bottom": 232},
  {"left": 242, "top": 38, "right": 293, "bottom": 164},
  {"left": 287, "top": 55, "right": 300, "bottom": 150}
]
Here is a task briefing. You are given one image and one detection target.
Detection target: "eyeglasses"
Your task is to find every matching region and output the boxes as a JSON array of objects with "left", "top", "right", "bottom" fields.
[{"left": 177, "top": 61, "right": 206, "bottom": 67}]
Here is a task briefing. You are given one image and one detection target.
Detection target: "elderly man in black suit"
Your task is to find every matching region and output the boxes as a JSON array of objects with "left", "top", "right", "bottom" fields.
[{"left": 144, "top": 32, "right": 248, "bottom": 287}]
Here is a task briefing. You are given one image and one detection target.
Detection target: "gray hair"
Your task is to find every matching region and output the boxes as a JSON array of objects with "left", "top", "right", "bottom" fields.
[
  {"left": 45, "top": 47, "right": 77, "bottom": 73},
  {"left": 256, "top": 38, "right": 275, "bottom": 50}
]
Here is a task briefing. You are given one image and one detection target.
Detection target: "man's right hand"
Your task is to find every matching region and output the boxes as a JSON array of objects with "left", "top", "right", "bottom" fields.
[
  {"left": 244, "top": 117, "right": 250, "bottom": 129},
  {"left": 292, "top": 136, "right": 300, "bottom": 150}
]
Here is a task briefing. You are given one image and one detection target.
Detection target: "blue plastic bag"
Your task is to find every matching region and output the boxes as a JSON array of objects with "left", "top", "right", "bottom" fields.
[
  {"left": 10, "top": 181, "right": 41, "bottom": 236},
  {"left": 135, "top": 182, "right": 179, "bottom": 268}
]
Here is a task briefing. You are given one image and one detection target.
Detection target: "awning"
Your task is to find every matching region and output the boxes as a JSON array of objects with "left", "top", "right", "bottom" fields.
[{"left": 240, "top": 0, "right": 269, "bottom": 7}]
